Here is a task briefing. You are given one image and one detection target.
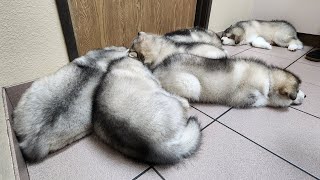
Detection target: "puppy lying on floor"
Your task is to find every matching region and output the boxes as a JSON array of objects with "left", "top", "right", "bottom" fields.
[
  {"left": 93, "top": 47, "right": 201, "bottom": 164},
  {"left": 13, "top": 47, "right": 117, "bottom": 162},
  {"left": 221, "top": 20, "right": 303, "bottom": 51},
  {"left": 131, "top": 28, "right": 227, "bottom": 69},
  {"left": 130, "top": 34, "right": 306, "bottom": 108}
]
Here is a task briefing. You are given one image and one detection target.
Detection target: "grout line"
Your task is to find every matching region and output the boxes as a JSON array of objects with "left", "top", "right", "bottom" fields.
[
  {"left": 249, "top": 49, "right": 297, "bottom": 61},
  {"left": 289, "top": 106, "right": 320, "bottom": 119},
  {"left": 216, "top": 120, "right": 320, "bottom": 180},
  {"left": 191, "top": 106, "right": 233, "bottom": 131},
  {"left": 230, "top": 48, "right": 252, "bottom": 57},
  {"left": 132, "top": 166, "right": 152, "bottom": 180},
  {"left": 152, "top": 167, "right": 166, "bottom": 180},
  {"left": 284, "top": 48, "right": 315, "bottom": 69}
]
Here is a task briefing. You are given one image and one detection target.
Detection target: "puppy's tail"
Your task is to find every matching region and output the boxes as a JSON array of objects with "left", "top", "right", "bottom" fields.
[
  {"left": 18, "top": 132, "right": 49, "bottom": 162},
  {"left": 149, "top": 116, "right": 202, "bottom": 164}
]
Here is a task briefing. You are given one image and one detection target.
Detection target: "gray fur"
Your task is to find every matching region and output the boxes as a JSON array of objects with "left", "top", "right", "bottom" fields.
[
  {"left": 152, "top": 53, "right": 306, "bottom": 108},
  {"left": 13, "top": 46, "right": 128, "bottom": 162},
  {"left": 130, "top": 29, "right": 227, "bottom": 69},
  {"left": 164, "top": 27, "right": 223, "bottom": 49},
  {"left": 93, "top": 47, "right": 202, "bottom": 164}
]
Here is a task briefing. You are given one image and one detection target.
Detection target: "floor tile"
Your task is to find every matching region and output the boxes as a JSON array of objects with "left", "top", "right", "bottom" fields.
[
  {"left": 292, "top": 82, "right": 320, "bottom": 118},
  {"left": 223, "top": 45, "right": 251, "bottom": 56},
  {"left": 188, "top": 107, "right": 215, "bottom": 129},
  {"left": 136, "top": 168, "right": 163, "bottom": 180},
  {"left": 156, "top": 123, "right": 313, "bottom": 180},
  {"left": 287, "top": 62, "right": 320, "bottom": 86},
  {"left": 219, "top": 108, "right": 320, "bottom": 178},
  {"left": 27, "top": 135, "right": 149, "bottom": 180},
  {"left": 298, "top": 56, "right": 320, "bottom": 68},
  {"left": 192, "top": 103, "right": 230, "bottom": 120},
  {"left": 250, "top": 46, "right": 312, "bottom": 60},
  {"left": 235, "top": 50, "right": 294, "bottom": 68}
]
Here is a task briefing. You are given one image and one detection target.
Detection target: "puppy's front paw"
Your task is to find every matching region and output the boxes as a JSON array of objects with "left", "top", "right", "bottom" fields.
[
  {"left": 177, "top": 97, "right": 190, "bottom": 110},
  {"left": 288, "top": 44, "right": 298, "bottom": 51},
  {"left": 266, "top": 44, "right": 272, "bottom": 50},
  {"left": 292, "top": 90, "right": 306, "bottom": 105}
]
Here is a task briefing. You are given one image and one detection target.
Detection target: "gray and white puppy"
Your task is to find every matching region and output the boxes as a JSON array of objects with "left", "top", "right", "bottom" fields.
[
  {"left": 221, "top": 20, "right": 303, "bottom": 51},
  {"left": 131, "top": 28, "right": 227, "bottom": 69},
  {"left": 13, "top": 47, "right": 125, "bottom": 162},
  {"left": 151, "top": 54, "right": 305, "bottom": 108},
  {"left": 164, "top": 27, "right": 223, "bottom": 49},
  {"left": 93, "top": 47, "right": 201, "bottom": 164}
]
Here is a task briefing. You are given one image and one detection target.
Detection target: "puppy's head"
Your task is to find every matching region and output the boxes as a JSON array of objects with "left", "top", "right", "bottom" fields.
[
  {"left": 221, "top": 26, "right": 242, "bottom": 45},
  {"left": 130, "top": 32, "right": 161, "bottom": 67},
  {"left": 272, "top": 70, "right": 305, "bottom": 106}
]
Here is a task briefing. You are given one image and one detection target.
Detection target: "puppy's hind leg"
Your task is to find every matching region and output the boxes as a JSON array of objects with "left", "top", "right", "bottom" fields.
[
  {"left": 251, "top": 37, "right": 272, "bottom": 50},
  {"left": 160, "top": 72, "right": 201, "bottom": 102}
]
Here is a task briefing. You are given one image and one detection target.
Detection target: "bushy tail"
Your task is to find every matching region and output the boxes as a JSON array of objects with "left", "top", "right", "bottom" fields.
[
  {"left": 147, "top": 116, "right": 202, "bottom": 164},
  {"left": 18, "top": 133, "right": 49, "bottom": 162}
]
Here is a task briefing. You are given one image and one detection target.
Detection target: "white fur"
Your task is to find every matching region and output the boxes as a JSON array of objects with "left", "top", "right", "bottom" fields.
[
  {"left": 251, "top": 37, "right": 272, "bottom": 50},
  {"left": 159, "top": 72, "right": 201, "bottom": 101},
  {"left": 94, "top": 51, "right": 202, "bottom": 164},
  {"left": 221, "top": 37, "right": 235, "bottom": 45},
  {"left": 222, "top": 20, "right": 303, "bottom": 51},
  {"left": 293, "top": 90, "right": 305, "bottom": 105},
  {"left": 153, "top": 54, "right": 305, "bottom": 108}
]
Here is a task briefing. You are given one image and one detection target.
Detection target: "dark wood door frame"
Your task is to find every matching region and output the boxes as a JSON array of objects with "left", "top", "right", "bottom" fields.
[
  {"left": 194, "top": 0, "right": 213, "bottom": 29},
  {"left": 55, "top": 0, "right": 213, "bottom": 61},
  {"left": 55, "top": 0, "right": 79, "bottom": 61}
]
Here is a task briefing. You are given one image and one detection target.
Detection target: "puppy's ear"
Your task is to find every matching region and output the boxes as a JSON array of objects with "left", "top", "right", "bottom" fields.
[
  {"left": 136, "top": 32, "right": 147, "bottom": 42},
  {"left": 279, "top": 87, "right": 297, "bottom": 100},
  {"left": 234, "top": 35, "right": 241, "bottom": 44},
  {"left": 138, "top": 31, "right": 146, "bottom": 36}
]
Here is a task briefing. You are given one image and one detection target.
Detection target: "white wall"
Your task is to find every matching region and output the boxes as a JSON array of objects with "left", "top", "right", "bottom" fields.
[
  {"left": 252, "top": 0, "right": 320, "bottom": 35},
  {"left": 208, "top": 0, "right": 254, "bottom": 32},
  {"left": 0, "top": 1, "right": 69, "bottom": 179},
  {"left": 0, "top": 0, "right": 69, "bottom": 87}
]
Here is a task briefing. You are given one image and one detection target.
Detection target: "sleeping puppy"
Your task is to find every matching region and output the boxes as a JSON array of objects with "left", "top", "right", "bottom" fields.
[
  {"left": 221, "top": 20, "right": 303, "bottom": 51},
  {"left": 130, "top": 30, "right": 227, "bottom": 69},
  {"left": 130, "top": 36, "right": 306, "bottom": 108},
  {"left": 151, "top": 54, "right": 306, "bottom": 108},
  {"left": 93, "top": 47, "right": 202, "bottom": 164},
  {"left": 13, "top": 47, "right": 124, "bottom": 162}
]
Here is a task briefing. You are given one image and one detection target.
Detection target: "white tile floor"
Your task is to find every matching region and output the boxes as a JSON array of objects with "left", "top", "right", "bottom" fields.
[{"left": 9, "top": 45, "right": 320, "bottom": 180}]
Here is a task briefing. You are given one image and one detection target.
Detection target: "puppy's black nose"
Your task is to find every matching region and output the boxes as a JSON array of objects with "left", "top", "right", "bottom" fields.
[{"left": 304, "top": 95, "right": 307, "bottom": 98}]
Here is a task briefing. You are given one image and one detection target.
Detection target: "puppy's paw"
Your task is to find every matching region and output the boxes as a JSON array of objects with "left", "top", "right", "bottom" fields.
[
  {"left": 292, "top": 90, "right": 306, "bottom": 105},
  {"left": 177, "top": 96, "right": 190, "bottom": 110},
  {"left": 288, "top": 44, "right": 298, "bottom": 51},
  {"left": 266, "top": 44, "right": 272, "bottom": 50}
]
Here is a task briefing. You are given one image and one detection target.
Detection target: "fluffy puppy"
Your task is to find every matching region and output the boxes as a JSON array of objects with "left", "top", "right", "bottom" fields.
[
  {"left": 130, "top": 32, "right": 227, "bottom": 69},
  {"left": 93, "top": 47, "right": 202, "bottom": 164},
  {"left": 13, "top": 47, "right": 126, "bottom": 162},
  {"left": 221, "top": 20, "right": 303, "bottom": 51}
]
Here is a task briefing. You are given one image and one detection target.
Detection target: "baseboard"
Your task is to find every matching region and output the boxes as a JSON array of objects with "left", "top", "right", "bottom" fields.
[{"left": 298, "top": 33, "right": 320, "bottom": 48}]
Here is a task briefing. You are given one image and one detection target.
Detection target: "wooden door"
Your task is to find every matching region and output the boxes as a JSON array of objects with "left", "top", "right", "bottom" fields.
[{"left": 66, "top": 0, "right": 197, "bottom": 56}]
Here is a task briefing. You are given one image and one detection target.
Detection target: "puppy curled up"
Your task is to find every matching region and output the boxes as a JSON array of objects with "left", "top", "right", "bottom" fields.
[
  {"left": 93, "top": 47, "right": 202, "bottom": 164},
  {"left": 13, "top": 47, "right": 122, "bottom": 162},
  {"left": 131, "top": 28, "right": 227, "bottom": 69}
]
